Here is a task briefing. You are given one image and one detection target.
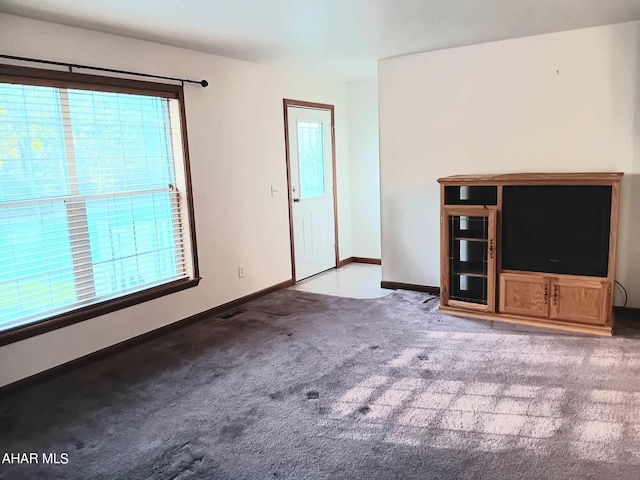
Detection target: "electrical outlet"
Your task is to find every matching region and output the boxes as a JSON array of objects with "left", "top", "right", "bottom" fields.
[{"left": 238, "top": 265, "right": 245, "bottom": 278}]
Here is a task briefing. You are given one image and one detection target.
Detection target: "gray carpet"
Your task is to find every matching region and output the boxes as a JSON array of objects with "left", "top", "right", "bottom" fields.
[{"left": 2, "top": 289, "right": 640, "bottom": 479}]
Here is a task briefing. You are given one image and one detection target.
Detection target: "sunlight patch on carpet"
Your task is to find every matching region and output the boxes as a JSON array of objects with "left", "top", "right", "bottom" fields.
[{"left": 320, "top": 329, "right": 640, "bottom": 464}]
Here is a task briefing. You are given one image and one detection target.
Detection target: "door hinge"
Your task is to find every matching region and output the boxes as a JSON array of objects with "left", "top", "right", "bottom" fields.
[{"left": 440, "top": 215, "right": 443, "bottom": 224}]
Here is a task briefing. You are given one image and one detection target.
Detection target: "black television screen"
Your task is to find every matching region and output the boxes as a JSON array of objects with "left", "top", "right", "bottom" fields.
[{"left": 501, "top": 185, "right": 612, "bottom": 277}]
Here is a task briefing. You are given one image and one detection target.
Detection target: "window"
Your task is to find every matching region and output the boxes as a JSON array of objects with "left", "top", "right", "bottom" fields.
[
  {"left": 0, "top": 66, "right": 199, "bottom": 344},
  {"left": 296, "top": 120, "right": 325, "bottom": 198}
]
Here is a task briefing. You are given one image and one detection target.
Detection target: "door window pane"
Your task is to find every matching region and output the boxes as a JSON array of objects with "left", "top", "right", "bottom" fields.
[{"left": 297, "top": 121, "right": 325, "bottom": 198}]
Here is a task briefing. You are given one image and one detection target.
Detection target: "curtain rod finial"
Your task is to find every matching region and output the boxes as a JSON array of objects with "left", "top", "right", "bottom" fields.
[{"left": 200, "top": 79, "right": 209, "bottom": 87}]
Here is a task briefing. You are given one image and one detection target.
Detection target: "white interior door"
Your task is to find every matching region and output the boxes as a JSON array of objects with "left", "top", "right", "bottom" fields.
[{"left": 287, "top": 106, "right": 336, "bottom": 281}]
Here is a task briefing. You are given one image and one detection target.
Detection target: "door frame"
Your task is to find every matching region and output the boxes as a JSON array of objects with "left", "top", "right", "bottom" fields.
[{"left": 283, "top": 99, "right": 339, "bottom": 283}]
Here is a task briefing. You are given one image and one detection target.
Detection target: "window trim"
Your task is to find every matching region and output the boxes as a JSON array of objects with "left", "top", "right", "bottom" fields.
[{"left": 0, "top": 64, "right": 200, "bottom": 346}]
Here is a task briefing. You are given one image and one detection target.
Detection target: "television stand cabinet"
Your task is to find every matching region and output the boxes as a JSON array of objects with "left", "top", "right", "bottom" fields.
[{"left": 438, "top": 172, "right": 622, "bottom": 335}]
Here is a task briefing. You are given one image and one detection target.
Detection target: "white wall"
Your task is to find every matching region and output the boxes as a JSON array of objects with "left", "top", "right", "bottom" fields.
[
  {"left": 0, "top": 13, "right": 354, "bottom": 387},
  {"left": 347, "top": 79, "right": 381, "bottom": 259},
  {"left": 379, "top": 21, "right": 640, "bottom": 307}
]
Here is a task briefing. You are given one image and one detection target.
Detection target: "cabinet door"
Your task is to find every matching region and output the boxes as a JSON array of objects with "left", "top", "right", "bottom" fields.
[
  {"left": 550, "top": 278, "right": 608, "bottom": 325},
  {"left": 442, "top": 209, "right": 496, "bottom": 312},
  {"left": 499, "top": 273, "right": 550, "bottom": 318}
]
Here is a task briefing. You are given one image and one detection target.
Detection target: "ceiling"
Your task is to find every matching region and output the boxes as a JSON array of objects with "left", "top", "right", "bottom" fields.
[{"left": 2, "top": 0, "right": 640, "bottom": 81}]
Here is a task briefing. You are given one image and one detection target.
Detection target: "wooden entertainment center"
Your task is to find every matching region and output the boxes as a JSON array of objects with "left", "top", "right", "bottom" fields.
[{"left": 438, "top": 172, "right": 622, "bottom": 335}]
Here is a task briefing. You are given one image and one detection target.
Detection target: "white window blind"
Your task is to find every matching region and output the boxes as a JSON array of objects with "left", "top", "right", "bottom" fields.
[{"left": 0, "top": 81, "right": 194, "bottom": 332}]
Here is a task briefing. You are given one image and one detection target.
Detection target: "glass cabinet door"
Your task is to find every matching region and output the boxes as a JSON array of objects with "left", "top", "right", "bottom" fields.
[{"left": 442, "top": 209, "right": 496, "bottom": 312}]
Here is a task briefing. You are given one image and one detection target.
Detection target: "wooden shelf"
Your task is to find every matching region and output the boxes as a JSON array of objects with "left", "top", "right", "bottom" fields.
[
  {"left": 453, "top": 272, "right": 487, "bottom": 278},
  {"left": 451, "top": 261, "right": 487, "bottom": 277},
  {"left": 438, "top": 172, "right": 624, "bottom": 185},
  {"left": 454, "top": 236, "right": 488, "bottom": 242},
  {"left": 452, "top": 228, "right": 487, "bottom": 240}
]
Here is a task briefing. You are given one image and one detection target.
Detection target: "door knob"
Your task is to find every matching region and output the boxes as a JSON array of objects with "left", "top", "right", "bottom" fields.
[{"left": 293, "top": 198, "right": 300, "bottom": 203}]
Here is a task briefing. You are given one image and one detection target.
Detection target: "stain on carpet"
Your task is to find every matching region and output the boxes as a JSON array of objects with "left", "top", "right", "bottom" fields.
[
  {"left": 148, "top": 442, "right": 207, "bottom": 479},
  {"left": 219, "top": 423, "right": 246, "bottom": 443},
  {"left": 218, "top": 408, "right": 260, "bottom": 444}
]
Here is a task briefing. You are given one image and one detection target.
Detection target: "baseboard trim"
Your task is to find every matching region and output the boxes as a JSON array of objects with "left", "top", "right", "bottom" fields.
[
  {"left": 615, "top": 306, "right": 640, "bottom": 318},
  {"left": 338, "top": 257, "right": 382, "bottom": 267},
  {"left": 352, "top": 257, "right": 382, "bottom": 265},
  {"left": 381, "top": 281, "right": 440, "bottom": 295},
  {"left": 337, "top": 258, "right": 352, "bottom": 267},
  {"left": 0, "top": 278, "right": 294, "bottom": 396}
]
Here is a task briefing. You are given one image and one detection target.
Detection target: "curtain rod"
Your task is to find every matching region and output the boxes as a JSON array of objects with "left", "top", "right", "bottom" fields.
[{"left": 0, "top": 54, "right": 209, "bottom": 87}]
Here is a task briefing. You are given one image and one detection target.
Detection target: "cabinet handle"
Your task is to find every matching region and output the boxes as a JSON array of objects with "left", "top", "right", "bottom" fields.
[
  {"left": 543, "top": 284, "right": 548, "bottom": 304},
  {"left": 489, "top": 238, "right": 494, "bottom": 259},
  {"left": 552, "top": 285, "right": 558, "bottom": 305}
]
